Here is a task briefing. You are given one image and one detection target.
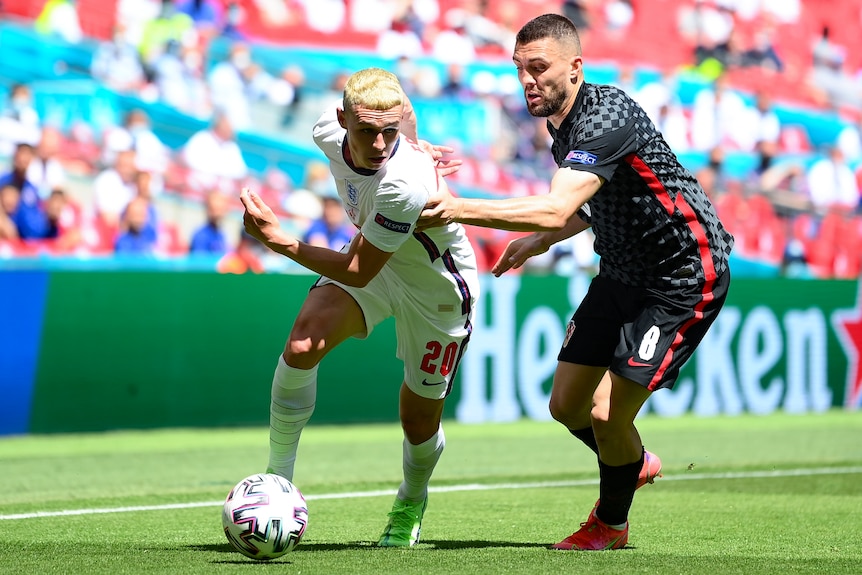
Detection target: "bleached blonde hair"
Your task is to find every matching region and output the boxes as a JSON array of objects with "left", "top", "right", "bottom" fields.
[{"left": 342, "top": 68, "right": 404, "bottom": 111}]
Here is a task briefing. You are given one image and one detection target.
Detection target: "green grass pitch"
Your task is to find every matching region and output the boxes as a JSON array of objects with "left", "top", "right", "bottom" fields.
[{"left": 0, "top": 411, "right": 860, "bottom": 575}]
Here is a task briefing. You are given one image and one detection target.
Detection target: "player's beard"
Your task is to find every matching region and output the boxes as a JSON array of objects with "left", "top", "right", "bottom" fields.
[{"left": 526, "top": 84, "right": 567, "bottom": 117}]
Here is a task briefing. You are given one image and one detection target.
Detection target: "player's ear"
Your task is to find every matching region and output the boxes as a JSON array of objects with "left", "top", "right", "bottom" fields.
[
  {"left": 336, "top": 108, "right": 347, "bottom": 129},
  {"left": 570, "top": 56, "right": 583, "bottom": 83}
]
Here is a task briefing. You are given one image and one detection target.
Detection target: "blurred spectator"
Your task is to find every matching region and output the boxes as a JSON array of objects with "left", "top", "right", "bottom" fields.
[
  {"left": 562, "top": 0, "right": 592, "bottom": 31},
  {"left": 181, "top": 112, "right": 249, "bottom": 191},
  {"left": 34, "top": 0, "right": 83, "bottom": 44},
  {"left": 604, "top": 0, "right": 634, "bottom": 34},
  {"left": 805, "top": 146, "right": 860, "bottom": 213},
  {"left": 208, "top": 43, "right": 276, "bottom": 131},
  {"left": 133, "top": 170, "right": 160, "bottom": 243},
  {"left": 139, "top": 0, "right": 196, "bottom": 73},
  {"left": 175, "top": 0, "right": 225, "bottom": 41},
  {"left": 91, "top": 24, "right": 147, "bottom": 93},
  {"left": 679, "top": 0, "right": 735, "bottom": 79},
  {"left": 808, "top": 26, "right": 862, "bottom": 110},
  {"left": 300, "top": 0, "right": 346, "bottom": 33},
  {"left": 431, "top": 11, "right": 477, "bottom": 65},
  {"left": 738, "top": 90, "right": 781, "bottom": 152},
  {"left": 116, "top": 0, "right": 162, "bottom": 49},
  {"left": 26, "top": 126, "right": 68, "bottom": 201},
  {"left": 103, "top": 109, "right": 170, "bottom": 176},
  {"left": 440, "top": 63, "right": 474, "bottom": 101},
  {"left": 189, "top": 190, "right": 230, "bottom": 255},
  {"left": 114, "top": 196, "right": 157, "bottom": 255},
  {"left": 0, "top": 144, "right": 51, "bottom": 239},
  {"left": 655, "top": 102, "right": 691, "bottom": 152},
  {"left": 217, "top": 229, "right": 265, "bottom": 274},
  {"left": 0, "top": 84, "right": 41, "bottom": 156},
  {"left": 302, "top": 190, "right": 354, "bottom": 250},
  {"left": 93, "top": 149, "right": 139, "bottom": 231},
  {"left": 756, "top": 143, "right": 809, "bottom": 210},
  {"left": 43, "top": 189, "right": 83, "bottom": 251},
  {"left": 377, "top": 19, "right": 424, "bottom": 60},
  {"left": 0, "top": 185, "right": 21, "bottom": 241},
  {"left": 221, "top": 1, "right": 248, "bottom": 41},
  {"left": 690, "top": 74, "right": 748, "bottom": 151},
  {"left": 267, "top": 65, "right": 306, "bottom": 127},
  {"left": 455, "top": 0, "right": 516, "bottom": 53},
  {"left": 151, "top": 39, "right": 210, "bottom": 115},
  {"left": 633, "top": 70, "right": 678, "bottom": 124},
  {"left": 742, "top": 28, "right": 783, "bottom": 72},
  {"left": 837, "top": 113, "right": 862, "bottom": 164}
]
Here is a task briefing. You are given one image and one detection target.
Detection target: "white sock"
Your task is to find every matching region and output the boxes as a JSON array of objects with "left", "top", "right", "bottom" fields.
[
  {"left": 397, "top": 426, "right": 445, "bottom": 502},
  {"left": 267, "top": 356, "right": 317, "bottom": 482}
]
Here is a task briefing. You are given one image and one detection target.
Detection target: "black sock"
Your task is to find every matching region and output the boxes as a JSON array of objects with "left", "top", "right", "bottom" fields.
[
  {"left": 596, "top": 448, "right": 644, "bottom": 526},
  {"left": 569, "top": 426, "right": 599, "bottom": 455}
]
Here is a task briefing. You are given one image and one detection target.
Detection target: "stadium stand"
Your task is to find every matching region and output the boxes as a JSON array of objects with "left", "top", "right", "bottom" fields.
[{"left": 0, "top": 0, "right": 859, "bottom": 277}]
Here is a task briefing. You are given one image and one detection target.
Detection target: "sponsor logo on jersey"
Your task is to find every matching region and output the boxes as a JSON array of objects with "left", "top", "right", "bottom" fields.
[
  {"left": 564, "top": 150, "right": 598, "bottom": 165},
  {"left": 346, "top": 181, "right": 358, "bottom": 204},
  {"left": 374, "top": 213, "right": 411, "bottom": 233}
]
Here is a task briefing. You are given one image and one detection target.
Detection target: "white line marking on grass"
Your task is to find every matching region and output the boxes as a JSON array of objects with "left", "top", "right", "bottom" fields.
[{"left": 2, "top": 466, "right": 860, "bottom": 521}]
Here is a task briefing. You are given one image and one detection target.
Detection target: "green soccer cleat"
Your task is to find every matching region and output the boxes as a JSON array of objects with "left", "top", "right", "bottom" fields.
[{"left": 377, "top": 496, "right": 428, "bottom": 547}]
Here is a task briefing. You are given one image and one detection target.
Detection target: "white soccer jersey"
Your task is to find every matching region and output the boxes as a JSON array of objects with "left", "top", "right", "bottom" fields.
[
  {"left": 312, "top": 107, "right": 479, "bottom": 397},
  {"left": 312, "top": 107, "right": 478, "bottom": 313}
]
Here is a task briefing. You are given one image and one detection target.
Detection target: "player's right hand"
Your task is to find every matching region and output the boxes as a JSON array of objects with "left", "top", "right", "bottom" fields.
[
  {"left": 491, "top": 234, "right": 548, "bottom": 277},
  {"left": 240, "top": 187, "right": 284, "bottom": 247}
]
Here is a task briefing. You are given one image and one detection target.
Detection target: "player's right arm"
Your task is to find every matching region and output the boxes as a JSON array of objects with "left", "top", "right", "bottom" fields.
[{"left": 240, "top": 188, "right": 390, "bottom": 287}]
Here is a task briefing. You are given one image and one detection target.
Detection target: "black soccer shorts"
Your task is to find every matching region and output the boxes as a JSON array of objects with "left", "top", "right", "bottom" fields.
[{"left": 558, "top": 269, "right": 731, "bottom": 391}]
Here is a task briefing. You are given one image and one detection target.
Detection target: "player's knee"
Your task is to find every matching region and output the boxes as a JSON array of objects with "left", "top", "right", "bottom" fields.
[
  {"left": 400, "top": 415, "right": 439, "bottom": 445},
  {"left": 549, "top": 394, "right": 584, "bottom": 426},
  {"left": 590, "top": 402, "right": 611, "bottom": 427}
]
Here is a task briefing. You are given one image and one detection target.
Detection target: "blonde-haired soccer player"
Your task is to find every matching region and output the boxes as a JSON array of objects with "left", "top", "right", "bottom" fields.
[{"left": 240, "top": 67, "right": 478, "bottom": 547}]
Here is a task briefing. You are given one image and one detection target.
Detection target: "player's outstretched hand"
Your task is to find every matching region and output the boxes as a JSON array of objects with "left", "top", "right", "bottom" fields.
[
  {"left": 491, "top": 234, "right": 548, "bottom": 277},
  {"left": 417, "top": 171, "right": 463, "bottom": 231},
  {"left": 418, "top": 140, "right": 462, "bottom": 178},
  {"left": 240, "top": 187, "right": 283, "bottom": 247}
]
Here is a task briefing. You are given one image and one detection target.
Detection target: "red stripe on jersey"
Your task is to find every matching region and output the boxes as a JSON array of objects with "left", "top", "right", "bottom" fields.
[
  {"left": 624, "top": 154, "right": 719, "bottom": 390},
  {"left": 624, "top": 154, "right": 717, "bottom": 281}
]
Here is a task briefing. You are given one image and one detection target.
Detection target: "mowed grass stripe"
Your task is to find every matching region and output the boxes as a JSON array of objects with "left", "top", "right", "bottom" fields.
[{"left": 3, "top": 465, "right": 861, "bottom": 521}]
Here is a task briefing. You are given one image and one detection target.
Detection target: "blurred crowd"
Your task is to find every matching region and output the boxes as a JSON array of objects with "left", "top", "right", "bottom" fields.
[{"left": 0, "top": 0, "right": 860, "bottom": 276}]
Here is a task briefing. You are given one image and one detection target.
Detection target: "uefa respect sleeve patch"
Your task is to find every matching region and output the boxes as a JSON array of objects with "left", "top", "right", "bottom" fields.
[
  {"left": 564, "top": 150, "right": 598, "bottom": 165},
  {"left": 374, "top": 213, "right": 411, "bottom": 233}
]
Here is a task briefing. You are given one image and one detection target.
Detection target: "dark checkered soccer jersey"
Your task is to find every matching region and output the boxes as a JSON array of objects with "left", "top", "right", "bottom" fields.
[{"left": 547, "top": 82, "right": 734, "bottom": 288}]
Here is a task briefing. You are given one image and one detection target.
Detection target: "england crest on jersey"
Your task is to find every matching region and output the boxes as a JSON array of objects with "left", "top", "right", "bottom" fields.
[{"left": 346, "top": 181, "right": 358, "bottom": 204}]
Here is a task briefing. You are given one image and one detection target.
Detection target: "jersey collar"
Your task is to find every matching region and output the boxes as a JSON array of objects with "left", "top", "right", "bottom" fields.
[
  {"left": 342, "top": 137, "right": 401, "bottom": 176},
  {"left": 547, "top": 82, "right": 589, "bottom": 140}
]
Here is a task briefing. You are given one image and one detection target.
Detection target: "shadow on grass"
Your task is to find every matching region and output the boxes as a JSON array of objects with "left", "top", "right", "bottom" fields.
[{"left": 189, "top": 539, "right": 554, "bottom": 556}]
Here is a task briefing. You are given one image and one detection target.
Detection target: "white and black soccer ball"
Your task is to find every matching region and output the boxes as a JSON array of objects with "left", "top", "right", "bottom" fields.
[{"left": 222, "top": 473, "right": 309, "bottom": 560}]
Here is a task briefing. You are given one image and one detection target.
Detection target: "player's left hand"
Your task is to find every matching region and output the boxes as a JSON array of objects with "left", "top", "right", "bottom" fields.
[
  {"left": 491, "top": 234, "right": 548, "bottom": 277},
  {"left": 418, "top": 140, "right": 462, "bottom": 177},
  {"left": 240, "top": 187, "right": 284, "bottom": 247},
  {"left": 417, "top": 171, "right": 463, "bottom": 231}
]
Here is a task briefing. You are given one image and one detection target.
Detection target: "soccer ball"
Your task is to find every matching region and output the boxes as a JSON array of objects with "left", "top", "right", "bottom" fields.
[{"left": 222, "top": 473, "right": 309, "bottom": 560}]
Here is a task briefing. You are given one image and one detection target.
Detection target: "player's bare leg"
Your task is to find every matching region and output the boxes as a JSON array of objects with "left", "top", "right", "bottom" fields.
[{"left": 268, "top": 284, "right": 366, "bottom": 481}]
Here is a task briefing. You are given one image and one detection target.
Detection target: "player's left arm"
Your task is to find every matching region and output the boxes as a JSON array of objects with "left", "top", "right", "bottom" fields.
[
  {"left": 420, "top": 165, "right": 602, "bottom": 232},
  {"left": 240, "top": 188, "right": 391, "bottom": 287}
]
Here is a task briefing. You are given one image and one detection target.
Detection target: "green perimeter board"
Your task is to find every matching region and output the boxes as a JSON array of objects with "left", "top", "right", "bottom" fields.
[
  {"left": 31, "top": 272, "right": 403, "bottom": 433},
  {"left": 29, "top": 272, "right": 861, "bottom": 432}
]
